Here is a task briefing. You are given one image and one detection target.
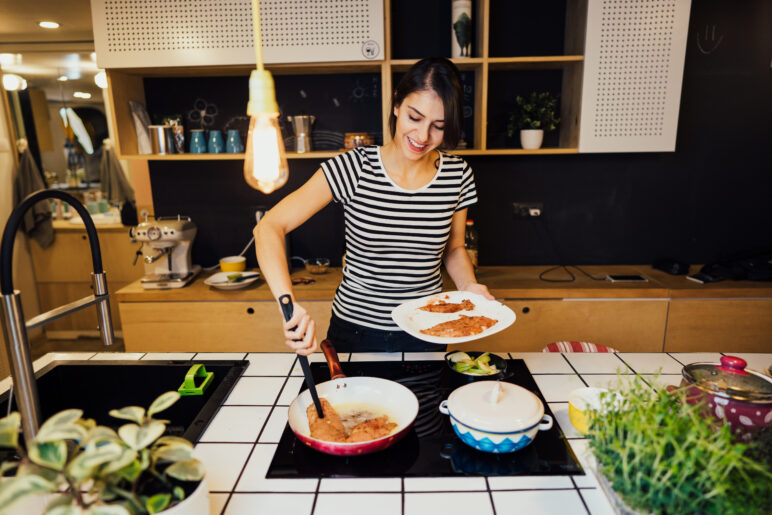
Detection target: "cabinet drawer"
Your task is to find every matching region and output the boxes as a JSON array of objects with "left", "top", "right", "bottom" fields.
[
  {"left": 120, "top": 300, "right": 333, "bottom": 352},
  {"left": 665, "top": 300, "right": 772, "bottom": 353},
  {"left": 454, "top": 299, "right": 668, "bottom": 353}
]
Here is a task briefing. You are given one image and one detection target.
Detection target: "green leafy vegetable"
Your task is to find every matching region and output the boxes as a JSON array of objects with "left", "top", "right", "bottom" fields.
[
  {"left": 449, "top": 352, "right": 499, "bottom": 376},
  {"left": 587, "top": 376, "right": 772, "bottom": 515}
]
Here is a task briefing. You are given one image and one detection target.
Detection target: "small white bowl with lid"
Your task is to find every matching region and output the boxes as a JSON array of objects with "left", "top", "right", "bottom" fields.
[{"left": 439, "top": 381, "right": 553, "bottom": 453}]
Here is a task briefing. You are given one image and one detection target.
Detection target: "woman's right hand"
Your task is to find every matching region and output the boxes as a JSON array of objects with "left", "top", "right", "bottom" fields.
[{"left": 281, "top": 302, "right": 318, "bottom": 356}]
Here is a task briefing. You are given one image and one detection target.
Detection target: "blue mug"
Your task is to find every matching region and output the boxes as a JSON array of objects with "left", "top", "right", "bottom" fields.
[
  {"left": 189, "top": 130, "right": 207, "bottom": 153},
  {"left": 208, "top": 130, "right": 224, "bottom": 153},
  {"left": 226, "top": 129, "right": 244, "bottom": 153}
]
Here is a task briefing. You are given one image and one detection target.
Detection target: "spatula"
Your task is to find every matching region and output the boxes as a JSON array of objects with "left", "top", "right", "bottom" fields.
[{"left": 278, "top": 294, "right": 324, "bottom": 418}]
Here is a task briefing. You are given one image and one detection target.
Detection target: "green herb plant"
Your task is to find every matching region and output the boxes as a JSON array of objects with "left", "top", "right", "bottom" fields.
[
  {"left": 0, "top": 391, "right": 205, "bottom": 514},
  {"left": 506, "top": 92, "right": 560, "bottom": 136},
  {"left": 587, "top": 376, "right": 772, "bottom": 515}
]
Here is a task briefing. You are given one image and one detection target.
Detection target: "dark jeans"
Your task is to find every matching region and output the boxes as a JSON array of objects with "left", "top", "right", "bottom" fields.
[{"left": 326, "top": 314, "right": 444, "bottom": 353}]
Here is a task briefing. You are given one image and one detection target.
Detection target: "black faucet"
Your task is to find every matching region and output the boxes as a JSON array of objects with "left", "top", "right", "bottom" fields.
[{"left": 0, "top": 189, "right": 115, "bottom": 441}]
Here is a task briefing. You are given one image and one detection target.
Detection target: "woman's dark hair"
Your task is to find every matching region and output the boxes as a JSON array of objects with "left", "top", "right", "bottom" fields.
[{"left": 388, "top": 57, "right": 464, "bottom": 150}]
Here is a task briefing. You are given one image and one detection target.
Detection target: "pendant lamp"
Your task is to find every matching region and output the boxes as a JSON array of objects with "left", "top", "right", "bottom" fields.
[{"left": 243, "top": 0, "right": 289, "bottom": 194}]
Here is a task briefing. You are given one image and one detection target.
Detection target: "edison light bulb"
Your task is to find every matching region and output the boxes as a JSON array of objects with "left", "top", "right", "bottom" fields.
[
  {"left": 243, "top": 114, "right": 289, "bottom": 193},
  {"left": 243, "top": 69, "right": 288, "bottom": 194}
]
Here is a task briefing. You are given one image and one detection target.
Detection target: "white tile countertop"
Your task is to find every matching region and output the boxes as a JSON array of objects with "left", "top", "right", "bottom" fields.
[{"left": 9, "top": 351, "right": 772, "bottom": 515}]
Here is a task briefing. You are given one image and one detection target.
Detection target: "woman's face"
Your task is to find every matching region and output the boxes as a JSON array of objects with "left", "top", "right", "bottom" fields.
[{"left": 392, "top": 89, "right": 445, "bottom": 160}]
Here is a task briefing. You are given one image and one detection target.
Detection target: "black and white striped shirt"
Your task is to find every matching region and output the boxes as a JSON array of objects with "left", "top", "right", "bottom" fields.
[{"left": 321, "top": 145, "right": 477, "bottom": 330}]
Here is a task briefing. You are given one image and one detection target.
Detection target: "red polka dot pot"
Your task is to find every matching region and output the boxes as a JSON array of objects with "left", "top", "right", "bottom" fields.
[{"left": 679, "top": 355, "right": 772, "bottom": 440}]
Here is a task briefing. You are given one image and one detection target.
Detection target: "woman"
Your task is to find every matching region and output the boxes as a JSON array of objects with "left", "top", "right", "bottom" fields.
[{"left": 255, "top": 57, "right": 493, "bottom": 355}]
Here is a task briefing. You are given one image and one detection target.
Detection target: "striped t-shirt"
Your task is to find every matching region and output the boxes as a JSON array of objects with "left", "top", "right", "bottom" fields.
[{"left": 321, "top": 145, "right": 478, "bottom": 330}]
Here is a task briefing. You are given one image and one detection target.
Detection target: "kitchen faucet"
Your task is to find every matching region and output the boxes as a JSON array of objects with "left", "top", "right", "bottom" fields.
[{"left": 1, "top": 190, "right": 115, "bottom": 442}]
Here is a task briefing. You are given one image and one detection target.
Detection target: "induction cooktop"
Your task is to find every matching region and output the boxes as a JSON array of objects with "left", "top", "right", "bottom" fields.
[{"left": 267, "top": 359, "right": 583, "bottom": 478}]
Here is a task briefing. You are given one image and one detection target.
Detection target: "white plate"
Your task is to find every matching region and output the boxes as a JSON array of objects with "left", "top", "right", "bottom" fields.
[
  {"left": 391, "top": 291, "right": 516, "bottom": 344},
  {"left": 203, "top": 271, "right": 260, "bottom": 290}
]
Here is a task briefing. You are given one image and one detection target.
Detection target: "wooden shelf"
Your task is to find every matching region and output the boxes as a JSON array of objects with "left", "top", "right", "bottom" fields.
[
  {"left": 457, "top": 148, "right": 579, "bottom": 155},
  {"left": 488, "top": 55, "right": 584, "bottom": 70},
  {"left": 106, "top": 1, "right": 588, "bottom": 174},
  {"left": 120, "top": 148, "right": 579, "bottom": 161},
  {"left": 120, "top": 151, "right": 342, "bottom": 161},
  {"left": 117, "top": 61, "right": 383, "bottom": 78},
  {"left": 390, "top": 58, "right": 485, "bottom": 71}
]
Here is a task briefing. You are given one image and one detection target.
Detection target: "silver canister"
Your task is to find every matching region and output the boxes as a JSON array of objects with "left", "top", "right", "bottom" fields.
[
  {"left": 287, "top": 115, "right": 315, "bottom": 153},
  {"left": 148, "top": 125, "right": 175, "bottom": 154}
]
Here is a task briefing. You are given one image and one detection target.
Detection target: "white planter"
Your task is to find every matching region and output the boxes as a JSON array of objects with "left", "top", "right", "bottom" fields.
[
  {"left": 520, "top": 129, "right": 544, "bottom": 150},
  {"left": 163, "top": 477, "right": 209, "bottom": 515},
  {"left": 3, "top": 477, "right": 208, "bottom": 515}
]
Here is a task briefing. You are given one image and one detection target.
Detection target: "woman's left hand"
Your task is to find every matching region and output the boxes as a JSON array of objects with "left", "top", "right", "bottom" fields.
[{"left": 460, "top": 282, "right": 494, "bottom": 300}]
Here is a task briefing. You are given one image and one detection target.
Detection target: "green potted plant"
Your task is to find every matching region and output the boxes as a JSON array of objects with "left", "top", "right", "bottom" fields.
[
  {"left": 0, "top": 391, "right": 207, "bottom": 515},
  {"left": 586, "top": 376, "right": 772, "bottom": 515},
  {"left": 506, "top": 92, "right": 560, "bottom": 150}
]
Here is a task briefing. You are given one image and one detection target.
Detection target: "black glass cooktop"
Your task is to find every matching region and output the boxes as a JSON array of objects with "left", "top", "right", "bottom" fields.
[{"left": 266, "top": 359, "right": 583, "bottom": 478}]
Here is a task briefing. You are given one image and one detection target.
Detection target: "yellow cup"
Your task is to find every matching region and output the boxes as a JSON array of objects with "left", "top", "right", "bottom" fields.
[
  {"left": 219, "top": 256, "right": 246, "bottom": 272},
  {"left": 568, "top": 387, "right": 607, "bottom": 435}
]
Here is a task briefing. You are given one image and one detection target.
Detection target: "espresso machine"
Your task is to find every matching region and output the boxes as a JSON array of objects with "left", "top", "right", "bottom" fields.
[
  {"left": 130, "top": 215, "right": 201, "bottom": 289},
  {"left": 287, "top": 115, "right": 315, "bottom": 153}
]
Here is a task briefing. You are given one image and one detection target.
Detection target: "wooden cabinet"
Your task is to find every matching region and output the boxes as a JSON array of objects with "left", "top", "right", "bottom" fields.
[
  {"left": 458, "top": 299, "right": 669, "bottom": 353},
  {"left": 665, "top": 300, "right": 772, "bottom": 353},
  {"left": 29, "top": 223, "right": 144, "bottom": 338},
  {"left": 119, "top": 300, "right": 332, "bottom": 353},
  {"left": 116, "top": 269, "right": 341, "bottom": 352},
  {"left": 116, "top": 266, "right": 772, "bottom": 353}
]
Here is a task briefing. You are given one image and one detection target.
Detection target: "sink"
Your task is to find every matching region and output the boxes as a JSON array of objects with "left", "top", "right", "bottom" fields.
[{"left": 0, "top": 360, "right": 247, "bottom": 446}]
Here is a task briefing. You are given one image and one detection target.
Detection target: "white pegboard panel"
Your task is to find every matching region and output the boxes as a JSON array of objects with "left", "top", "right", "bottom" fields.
[
  {"left": 579, "top": 0, "right": 691, "bottom": 152},
  {"left": 91, "top": 0, "right": 384, "bottom": 68}
]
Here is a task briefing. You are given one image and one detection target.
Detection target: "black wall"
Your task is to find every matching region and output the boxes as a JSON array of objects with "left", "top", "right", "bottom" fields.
[{"left": 150, "top": 0, "right": 772, "bottom": 269}]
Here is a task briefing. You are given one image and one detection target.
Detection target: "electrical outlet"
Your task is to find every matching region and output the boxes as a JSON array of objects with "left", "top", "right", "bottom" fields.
[{"left": 513, "top": 202, "right": 544, "bottom": 218}]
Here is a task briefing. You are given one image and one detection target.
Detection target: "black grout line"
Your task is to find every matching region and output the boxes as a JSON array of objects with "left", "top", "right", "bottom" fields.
[
  {"left": 485, "top": 476, "right": 497, "bottom": 515},
  {"left": 310, "top": 472, "right": 322, "bottom": 515},
  {"left": 560, "top": 353, "right": 589, "bottom": 387},
  {"left": 571, "top": 476, "right": 592, "bottom": 515},
  {"left": 401, "top": 477, "right": 405, "bottom": 515},
  {"left": 218, "top": 492, "right": 233, "bottom": 515}
]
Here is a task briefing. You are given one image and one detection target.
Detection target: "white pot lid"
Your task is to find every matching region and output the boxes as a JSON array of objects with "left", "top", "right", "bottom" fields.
[{"left": 446, "top": 381, "right": 544, "bottom": 433}]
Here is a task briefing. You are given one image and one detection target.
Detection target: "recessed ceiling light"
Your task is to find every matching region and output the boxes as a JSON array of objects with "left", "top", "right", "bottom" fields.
[
  {"left": 57, "top": 75, "right": 68, "bottom": 82},
  {"left": 38, "top": 21, "right": 60, "bottom": 29},
  {"left": 73, "top": 91, "right": 92, "bottom": 99},
  {"left": 91, "top": 52, "right": 97, "bottom": 61}
]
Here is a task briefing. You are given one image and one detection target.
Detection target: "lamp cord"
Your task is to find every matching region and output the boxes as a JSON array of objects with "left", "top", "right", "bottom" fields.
[
  {"left": 251, "top": 0, "right": 264, "bottom": 70},
  {"left": 535, "top": 218, "right": 606, "bottom": 283}
]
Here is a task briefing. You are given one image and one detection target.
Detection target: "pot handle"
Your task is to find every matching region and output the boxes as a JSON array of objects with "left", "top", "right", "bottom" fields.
[
  {"left": 439, "top": 400, "right": 450, "bottom": 415},
  {"left": 320, "top": 339, "right": 346, "bottom": 380},
  {"left": 538, "top": 414, "right": 553, "bottom": 431}
]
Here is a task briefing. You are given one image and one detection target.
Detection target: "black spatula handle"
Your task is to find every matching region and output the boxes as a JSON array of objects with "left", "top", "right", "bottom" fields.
[{"left": 279, "top": 294, "right": 324, "bottom": 418}]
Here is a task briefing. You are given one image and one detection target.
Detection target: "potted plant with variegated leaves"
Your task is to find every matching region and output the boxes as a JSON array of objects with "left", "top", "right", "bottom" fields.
[{"left": 0, "top": 391, "right": 207, "bottom": 514}]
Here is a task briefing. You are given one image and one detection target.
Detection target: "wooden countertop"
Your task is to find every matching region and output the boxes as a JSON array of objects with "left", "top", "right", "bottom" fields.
[{"left": 115, "top": 265, "right": 772, "bottom": 302}]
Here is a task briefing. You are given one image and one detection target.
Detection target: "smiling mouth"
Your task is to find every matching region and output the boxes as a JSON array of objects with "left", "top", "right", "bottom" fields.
[{"left": 406, "top": 136, "right": 427, "bottom": 152}]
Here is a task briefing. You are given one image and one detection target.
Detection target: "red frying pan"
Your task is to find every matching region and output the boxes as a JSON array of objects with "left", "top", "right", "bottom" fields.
[{"left": 287, "top": 340, "right": 419, "bottom": 456}]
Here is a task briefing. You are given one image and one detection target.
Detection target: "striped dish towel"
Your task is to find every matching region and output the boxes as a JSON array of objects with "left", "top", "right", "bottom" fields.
[{"left": 542, "top": 341, "right": 619, "bottom": 353}]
